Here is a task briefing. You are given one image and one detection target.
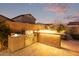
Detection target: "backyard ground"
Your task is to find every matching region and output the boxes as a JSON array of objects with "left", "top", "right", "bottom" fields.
[{"left": 0, "top": 39, "right": 79, "bottom": 56}]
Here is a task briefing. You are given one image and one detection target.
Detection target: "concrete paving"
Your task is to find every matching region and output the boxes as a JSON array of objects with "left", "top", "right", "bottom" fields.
[
  {"left": 61, "top": 40, "right": 79, "bottom": 52},
  {"left": 12, "top": 42, "right": 79, "bottom": 56},
  {"left": 0, "top": 40, "right": 79, "bottom": 56}
]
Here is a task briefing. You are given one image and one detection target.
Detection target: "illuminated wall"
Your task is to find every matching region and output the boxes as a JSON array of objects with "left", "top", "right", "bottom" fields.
[
  {"left": 8, "top": 35, "right": 25, "bottom": 52},
  {"left": 5, "top": 21, "right": 46, "bottom": 32},
  {"left": 38, "top": 33, "right": 61, "bottom": 48},
  {"left": 25, "top": 31, "right": 37, "bottom": 46},
  {"left": 0, "top": 42, "right": 1, "bottom": 49},
  {"left": 8, "top": 32, "right": 37, "bottom": 52}
]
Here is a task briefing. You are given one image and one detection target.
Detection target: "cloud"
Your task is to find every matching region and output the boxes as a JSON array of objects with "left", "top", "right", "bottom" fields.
[
  {"left": 64, "top": 11, "right": 79, "bottom": 22},
  {"left": 75, "top": 11, "right": 79, "bottom": 15},
  {"left": 65, "top": 11, "right": 79, "bottom": 19},
  {"left": 65, "top": 16, "right": 78, "bottom": 19},
  {"left": 45, "top": 4, "right": 69, "bottom": 14}
]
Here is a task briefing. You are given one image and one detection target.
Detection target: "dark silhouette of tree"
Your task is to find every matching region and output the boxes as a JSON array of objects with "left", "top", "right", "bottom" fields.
[
  {"left": 57, "top": 24, "right": 66, "bottom": 32},
  {"left": 0, "top": 20, "right": 11, "bottom": 49}
]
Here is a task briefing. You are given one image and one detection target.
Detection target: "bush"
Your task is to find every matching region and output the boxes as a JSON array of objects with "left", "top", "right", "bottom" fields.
[
  {"left": 57, "top": 24, "right": 66, "bottom": 33},
  {"left": 70, "top": 34, "right": 79, "bottom": 40},
  {"left": 0, "top": 21, "right": 11, "bottom": 49}
]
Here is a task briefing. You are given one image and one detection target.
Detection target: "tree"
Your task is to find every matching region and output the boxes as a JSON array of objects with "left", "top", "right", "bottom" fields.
[
  {"left": 45, "top": 24, "right": 56, "bottom": 30},
  {"left": 0, "top": 20, "right": 11, "bottom": 49},
  {"left": 57, "top": 24, "right": 66, "bottom": 33}
]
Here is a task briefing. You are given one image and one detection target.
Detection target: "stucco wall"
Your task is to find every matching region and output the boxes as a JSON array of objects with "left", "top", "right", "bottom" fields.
[
  {"left": 25, "top": 31, "right": 37, "bottom": 46},
  {"left": 6, "top": 21, "right": 46, "bottom": 32},
  {"left": 8, "top": 32, "right": 37, "bottom": 52},
  {"left": 8, "top": 35, "right": 25, "bottom": 52},
  {"left": 38, "top": 33, "right": 61, "bottom": 48},
  {"left": 0, "top": 42, "right": 1, "bottom": 49}
]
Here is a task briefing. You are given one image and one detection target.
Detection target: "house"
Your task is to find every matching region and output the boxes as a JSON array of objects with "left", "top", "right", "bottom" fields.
[
  {"left": 67, "top": 22, "right": 79, "bottom": 34},
  {"left": 0, "top": 15, "right": 14, "bottom": 22},
  {"left": 12, "top": 14, "right": 36, "bottom": 24}
]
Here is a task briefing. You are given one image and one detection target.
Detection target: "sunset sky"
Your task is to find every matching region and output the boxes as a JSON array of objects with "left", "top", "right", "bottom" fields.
[{"left": 0, "top": 3, "right": 79, "bottom": 24}]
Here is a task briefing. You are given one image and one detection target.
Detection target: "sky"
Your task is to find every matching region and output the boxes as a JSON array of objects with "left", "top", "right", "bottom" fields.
[{"left": 0, "top": 3, "right": 79, "bottom": 24}]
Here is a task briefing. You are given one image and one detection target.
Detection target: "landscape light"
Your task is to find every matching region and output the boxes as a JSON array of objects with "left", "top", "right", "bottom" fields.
[
  {"left": 12, "top": 34, "right": 19, "bottom": 37},
  {"left": 38, "top": 30, "right": 58, "bottom": 34}
]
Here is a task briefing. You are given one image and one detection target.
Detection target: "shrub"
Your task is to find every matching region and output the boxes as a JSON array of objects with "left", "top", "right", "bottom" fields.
[
  {"left": 0, "top": 21, "right": 11, "bottom": 48},
  {"left": 70, "top": 34, "right": 79, "bottom": 40}
]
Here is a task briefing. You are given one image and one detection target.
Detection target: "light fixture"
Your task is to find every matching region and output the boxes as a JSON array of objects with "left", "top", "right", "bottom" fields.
[
  {"left": 37, "top": 30, "right": 58, "bottom": 34},
  {"left": 12, "top": 34, "right": 19, "bottom": 37}
]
